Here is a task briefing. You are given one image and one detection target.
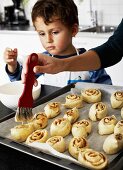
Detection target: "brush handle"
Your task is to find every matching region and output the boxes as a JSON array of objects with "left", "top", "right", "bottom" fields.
[{"left": 18, "top": 53, "right": 38, "bottom": 108}]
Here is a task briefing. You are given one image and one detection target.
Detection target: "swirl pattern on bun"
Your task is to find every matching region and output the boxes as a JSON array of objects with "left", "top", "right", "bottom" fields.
[
  {"left": 72, "top": 119, "right": 92, "bottom": 138},
  {"left": 89, "top": 102, "right": 108, "bottom": 121},
  {"left": 44, "top": 102, "right": 61, "bottom": 118},
  {"left": 26, "top": 129, "right": 48, "bottom": 144},
  {"left": 81, "top": 88, "right": 101, "bottom": 103},
  {"left": 50, "top": 118, "right": 71, "bottom": 137},
  {"left": 78, "top": 148, "right": 108, "bottom": 170},
  {"left": 98, "top": 115, "right": 117, "bottom": 135},
  {"left": 46, "top": 136, "right": 66, "bottom": 153},
  {"left": 68, "top": 137, "right": 88, "bottom": 159},
  {"left": 31, "top": 112, "right": 48, "bottom": 130},
  {"left": 63, "top": 107, "right": 79, "bottom": 124},
  {"left": 63, "top": 94, "right": 83, "bottom": 108},
  {"left": 110, "top": 91, "right": 123, "bottom": 109}
]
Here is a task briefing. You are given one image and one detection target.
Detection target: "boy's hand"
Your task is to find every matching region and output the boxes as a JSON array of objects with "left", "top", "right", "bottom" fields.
[{"left": 4, "top": 47, "right": 18, "bottom": 73}]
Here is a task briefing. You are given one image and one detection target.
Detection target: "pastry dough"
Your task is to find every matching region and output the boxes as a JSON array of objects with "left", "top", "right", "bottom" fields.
[
  {"left": 71, "top": 119, "right": 92, "bottom": 138},
  {"left": 26, "top": 129, "right": 48, "bottom": 144},
  {"left": 81, "top": 88, "right": 101, "bottom": 103},
  {"left": 103, "top": 133, "right": 123, "bottom": 154},
  {"left": 121, "top": 107, "right": 123, "bottom": 118},
  {"left": 110, "top": 91, "right": 123, "bottom": 109},
  {"left": 31, "top": 112, "right": 48, "bottom": 130},
  {"left": 98, "top": 115, "right": 117, "bottom": 135},
  {"left": 89, "top": 102, "right": 108, "bottom": 121},
  {"left": 114, "top": 120, "right": 123, "bottom": 135},
  {"left": 46, "top": 136, "right": 66, "bottom": 153},
  {"left": 50, "top": 117, "right": 71, "bottom": 137},
  {"left": 78, "top": 148, "right": 108, "bottom": 170},
  {"left": 44, "top": 102, "right": 61, "bottom": 118},
  {"left": 10, "top": 124, "right": 34, "bottom": 142},
  {"left": 68, "top": 137, "right": 88, "bottom": 159},
  {"left": 63, "top": 107, "right": 79, "bottom": 124},
  {"left": 63, "top": 94, "right": 83, "bottom": 109}
]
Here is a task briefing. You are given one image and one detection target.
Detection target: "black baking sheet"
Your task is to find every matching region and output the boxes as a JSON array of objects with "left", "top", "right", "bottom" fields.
[{"left": 0, "top": 82, "right": 123, "bottom": 170}]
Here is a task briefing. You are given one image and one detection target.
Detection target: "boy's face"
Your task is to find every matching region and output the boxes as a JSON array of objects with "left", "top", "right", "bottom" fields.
[{"left": 34, "top": 17, "right": 78, "bottom": 56}]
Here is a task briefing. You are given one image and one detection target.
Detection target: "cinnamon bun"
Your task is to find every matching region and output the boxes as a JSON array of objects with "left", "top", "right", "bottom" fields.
[
  {"left": 114, "top": 120, "right": 123, "bottom": 135},
  {"left": 68, "top": 137, "right": 88, "bottom": 159},
  {"left": 98, "top": 115, "right": 117, "bottom": 135},
  {"left": 44, "top": 102, "right": 61, "bottom": 118},
  {"left": 50, "top": 118, "right": 71, "bottom": 137},
  {"left": 46, "top": 136, "right": 66, "bottom": 153},
  {"left": 78, "top": 148, "right": 108, "bottom": 170},
  {"left": 26, "top": 129, "right": 48, "bottom": 144},
  {"left": 89, "top": 102, "right": 108, "bottom": 121},
  {"left": 63, "top": 107, "right": 79, "bottom": 124},
  {"left": 10, "top": 124, "right": 34, "bottom": 142},
  {"left": 110, "top": 91, "right": 123, "bottom": 109},
  {"left": 81, "top": 88, "right": 101, "bottom": 103},
  {"left": 71, "top": 119, "right": 92, "bottom": 138},
  {"left": 103, "top": 133, "right": 123, "bottom": 154},
  {"left": 31, "top": 112, "right": 48, "bottom": 130},
  {"left": 63, "top": 94, "right": 83, "bottom": 109}
]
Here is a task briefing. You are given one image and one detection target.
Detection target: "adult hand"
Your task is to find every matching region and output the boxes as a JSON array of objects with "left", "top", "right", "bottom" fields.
[{"left": 22, "top": 53, "right": 64, "bottom": 86}]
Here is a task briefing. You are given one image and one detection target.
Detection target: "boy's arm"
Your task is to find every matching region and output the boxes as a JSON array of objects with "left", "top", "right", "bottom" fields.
[{"left": 5, "top": 62, "right": 22, "bottom": 81}]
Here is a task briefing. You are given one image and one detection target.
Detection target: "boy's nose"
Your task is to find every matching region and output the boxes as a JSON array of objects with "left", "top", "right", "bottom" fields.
[{"left": 46, "top": 34, "right": 53, "bottom": 43}]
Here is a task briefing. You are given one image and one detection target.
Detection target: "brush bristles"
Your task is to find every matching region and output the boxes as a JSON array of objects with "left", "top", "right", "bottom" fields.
[{"left": 15, "top": 107, "right": 33, "bottom": 122}]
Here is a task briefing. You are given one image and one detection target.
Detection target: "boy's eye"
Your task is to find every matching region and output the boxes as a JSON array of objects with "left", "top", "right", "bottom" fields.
[
  {"left": 39, "top": 32, "right": 45, "bottom": 36},
  {"left": 52, "top": 31, "right": 59, "bottom": 35}
]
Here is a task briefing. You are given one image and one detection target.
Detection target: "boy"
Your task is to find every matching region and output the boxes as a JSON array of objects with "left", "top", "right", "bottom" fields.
[{"left": 4, "top": 0, "right": 112, "bottom": 87}]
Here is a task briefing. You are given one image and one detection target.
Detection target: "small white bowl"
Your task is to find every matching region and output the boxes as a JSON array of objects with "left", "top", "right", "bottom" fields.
[{"left": 0, "top": 80, "right": 41, "bottom": 110}]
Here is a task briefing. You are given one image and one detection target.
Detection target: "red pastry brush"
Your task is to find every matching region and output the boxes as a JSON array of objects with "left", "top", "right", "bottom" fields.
[{"left": 15, "top": 53, "right": 38, "bottom": 123}]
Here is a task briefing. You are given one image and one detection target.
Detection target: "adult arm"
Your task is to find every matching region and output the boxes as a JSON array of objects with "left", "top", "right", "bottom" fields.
[{"left": 92, "top": 18, "right": 123, "bottom": 68}]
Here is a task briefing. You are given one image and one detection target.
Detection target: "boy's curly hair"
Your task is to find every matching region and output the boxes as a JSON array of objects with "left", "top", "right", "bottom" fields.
[{"left": 31, "top": 0, "right": 79, "bottom": 28}]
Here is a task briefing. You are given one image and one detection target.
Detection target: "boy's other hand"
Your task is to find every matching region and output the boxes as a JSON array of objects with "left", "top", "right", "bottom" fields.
[{"left": 4, "top": 47, "right": 18, "bottom": 73}]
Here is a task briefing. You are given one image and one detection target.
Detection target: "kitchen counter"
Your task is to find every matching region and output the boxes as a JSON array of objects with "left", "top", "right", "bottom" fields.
[{"left": 0, "top": 24, "right": 113, "bottom": 38}]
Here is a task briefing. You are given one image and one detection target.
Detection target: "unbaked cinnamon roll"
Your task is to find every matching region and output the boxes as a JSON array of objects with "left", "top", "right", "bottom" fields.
[
  {"left": 10, "top": 124, "right": 34, "bottom": 142},
  {"left": 98, "top": 115, "right": 117, "bottom": 135},
  {"left": 110, "top": 91, "right": 123, "bottom": 109},
  {"left": 31, "top": 112, "right": 48, "bottom": 130},
  {"left": 50, "top": 117, "right": 71, "bottom": 137},
  {"left": 81, "top": 88, "right": 101, "bottom": 103},
  {"left": 78, "top": 148, "right": 108, "bottom": 170},
  {"left": 46, "top": 136, "right": 66, "bottom": 153},
  {"left": 103, "top": 133, "right": 123, "bottom": 154},
  {"left": 26, "top": 129, "right": 48, "bottom": 144},
  {"left": 63, "top": 107, "right": 79, "bottom": 124},
  {"left": 44, "top": 102, "right": 61, "bottom": 118},
  {"left": 89, "top": 102, "right": 108, "bottom": 121},
  {"left": 63, "top": 94, "right": 83, "bottom": 109},
  {"left": 68, "top": 137, "right": 89, "bottom": 159},
  {"left": 71, "top": 119, "right": 92, "bottom": 138},
  {"left": 114, "top": 120, "right": 123, "bottom": 135}
]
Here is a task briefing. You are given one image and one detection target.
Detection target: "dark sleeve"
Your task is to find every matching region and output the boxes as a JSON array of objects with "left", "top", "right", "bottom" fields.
[
  {"left": 5, "top": 62, "right": 22, "bottom": 81},
  {"left": 91, "top": 19, "right": 123, "bottom": 68}
]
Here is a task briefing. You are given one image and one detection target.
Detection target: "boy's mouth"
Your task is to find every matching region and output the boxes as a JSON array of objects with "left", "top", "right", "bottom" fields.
[{"left": 47, "top": 46, "right": 55, "bottom": 50}]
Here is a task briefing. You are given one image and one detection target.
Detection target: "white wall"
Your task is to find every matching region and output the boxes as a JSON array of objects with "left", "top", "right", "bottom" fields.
[{"left": 74, "top": 0, "right": 123, "bottom": 27}]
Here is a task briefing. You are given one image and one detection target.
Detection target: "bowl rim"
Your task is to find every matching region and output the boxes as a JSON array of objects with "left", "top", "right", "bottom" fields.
[{"left": 0, "top": 80, "right": 41, "bottom": 96}]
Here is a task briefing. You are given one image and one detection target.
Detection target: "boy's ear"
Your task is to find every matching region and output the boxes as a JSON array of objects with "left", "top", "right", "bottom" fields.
[{"left": 72, "top": 23, "right": 79, "bottom": 37}]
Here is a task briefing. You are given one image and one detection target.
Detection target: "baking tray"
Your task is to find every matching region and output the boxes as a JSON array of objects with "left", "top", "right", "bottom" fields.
[{"left": 0, "top": 82, "right": 123, "bottom": 170}]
